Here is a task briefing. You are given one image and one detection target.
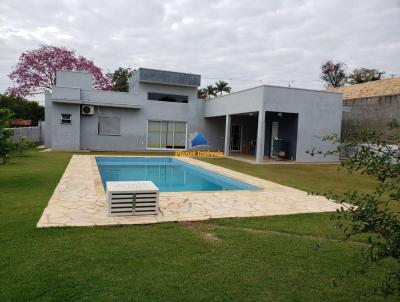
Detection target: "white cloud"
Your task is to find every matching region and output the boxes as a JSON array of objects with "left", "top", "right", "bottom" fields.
[{"left": 0, "top": 0, "right": 399, "bottom": 105}]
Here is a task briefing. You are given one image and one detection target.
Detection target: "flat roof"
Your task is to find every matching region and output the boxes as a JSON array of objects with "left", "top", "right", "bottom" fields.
[
  {"left": 133, "top": 67, "right": 201, "bottom": 87},
  {"left": 209, "top": 84, "right": 342, "bottom": 100}
]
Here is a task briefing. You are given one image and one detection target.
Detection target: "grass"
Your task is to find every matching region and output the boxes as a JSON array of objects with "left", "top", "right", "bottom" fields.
[
  {"left": 198, "top": 157, "right": 377, "bottom": 195},
  {"left": 198, "top": 157, "right": 400, "bottom": 213},
  {"left": 0, "top": 150, "right": 399, "bottom": 301}
]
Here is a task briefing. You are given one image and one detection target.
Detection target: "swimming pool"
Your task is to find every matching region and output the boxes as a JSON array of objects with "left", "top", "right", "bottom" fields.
[{"left": 96, "top": 157, "right": 258, "bottom": 192}]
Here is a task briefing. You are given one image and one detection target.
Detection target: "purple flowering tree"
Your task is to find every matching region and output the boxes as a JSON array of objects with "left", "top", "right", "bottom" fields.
[
  {"left": 7, "top": 45, "right": 112, "bottom": 96},
  {"left": 320, "top": 60, "right": 347, "bottom": 88}
]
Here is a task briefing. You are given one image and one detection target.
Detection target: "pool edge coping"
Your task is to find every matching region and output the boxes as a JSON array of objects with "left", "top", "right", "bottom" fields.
[
  {"left": 93, "top": 155, "right": 263, "bottom": 194},
  {"left": 37, "top": 155, "right": 341, "bottom": 228}
]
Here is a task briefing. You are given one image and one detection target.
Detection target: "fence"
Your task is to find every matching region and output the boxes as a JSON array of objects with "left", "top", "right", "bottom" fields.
[{"left": 8, "top": 122, "right": 43, "bottom": 143}]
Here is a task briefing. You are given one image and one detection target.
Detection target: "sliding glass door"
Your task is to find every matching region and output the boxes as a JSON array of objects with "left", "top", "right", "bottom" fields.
[
  {"left": 147, "top": 120, "right": 187, "bottom": 149},
  {"left": 148, "top": 121, "right": 162, "bottom": 148}
]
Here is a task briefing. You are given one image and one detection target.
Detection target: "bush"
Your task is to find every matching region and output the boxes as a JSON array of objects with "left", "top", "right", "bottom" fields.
[
  {"left": 0, "top": 109, "right": 15, "bottom": 164},
  {"left": 310, "top": 119, "right": 400, "bottom": 296},
  {"left": 14, "top": 135, "right": 34, "bottom": 156}
]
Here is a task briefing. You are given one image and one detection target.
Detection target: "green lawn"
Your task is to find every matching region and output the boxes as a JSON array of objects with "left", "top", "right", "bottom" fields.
[
  {"left": 198, "top": 157, "right": 377, "bottom": 195},
  {"left": 1, "top": 150, "right": 399, "bottom": 301}
]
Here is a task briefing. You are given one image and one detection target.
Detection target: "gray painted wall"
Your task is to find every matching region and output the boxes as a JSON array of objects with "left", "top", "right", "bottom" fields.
[
  {"left": 135, "top": 81, "right": 198, "bottom": 102},
  {"left": 79, "top": 100, "right": 207, "bottom": 151},
  {"left": 263, "top": 86, "right": 342, "bottom": 162},
  {"left": 44, "top": 93, "right": 52, "bottom": 147},
  {"left": 49, "top": 102, "right": 81, "bottom": 150},
  {"left": 342, "top": 95, "right": 400, "bottom": 135},
  {"left": 204, "top": 86, "right": 264, "bottom": 117},
  {"left": 56, "top": 70, "right": 92, "bottom": 89},
  {"left": 203, "top": 116, "right": 226, "bottom": 151},
  {"left": 137, "top": 68, "right": 201, "bottom": 87}
]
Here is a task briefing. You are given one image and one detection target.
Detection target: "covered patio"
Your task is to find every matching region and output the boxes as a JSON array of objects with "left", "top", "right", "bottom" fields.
[
  {"left": 203, "top": 85, "right": 342, "bottom": 163},
  {"left": 207, "top": 110, "right": 299, "bottom": 164}
]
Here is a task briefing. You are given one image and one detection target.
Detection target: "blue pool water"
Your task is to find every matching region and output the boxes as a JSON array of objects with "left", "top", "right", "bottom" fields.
[{"left": 96, "top": 157, "right": 258, "bottom": 192}]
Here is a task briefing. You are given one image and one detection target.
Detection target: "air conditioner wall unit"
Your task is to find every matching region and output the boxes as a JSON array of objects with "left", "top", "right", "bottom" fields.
[{"left": 81, "top": 105, "right": 94, "bottom": 115}]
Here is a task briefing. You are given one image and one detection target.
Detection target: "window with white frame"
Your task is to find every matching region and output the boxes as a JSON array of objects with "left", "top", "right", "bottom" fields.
[
  {"left": 98, "top": 116, "right": 121, "bottom": 135},
  {"left": 147, "top": 120, "right": 187, "bottom": 149}
]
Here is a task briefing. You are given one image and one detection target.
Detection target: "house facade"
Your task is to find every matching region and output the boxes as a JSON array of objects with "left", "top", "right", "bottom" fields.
[{"left": 45, "top": 68, "right": 342, "bottom": 163}]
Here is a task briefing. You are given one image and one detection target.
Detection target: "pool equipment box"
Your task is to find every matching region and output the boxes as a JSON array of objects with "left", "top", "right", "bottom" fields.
[{"left": 106, "top": 181, "right": 159, "bottom": 216}]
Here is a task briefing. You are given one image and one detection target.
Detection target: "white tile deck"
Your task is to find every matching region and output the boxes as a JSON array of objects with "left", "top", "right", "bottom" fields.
[{"left": 37, "top": 155, "right": 340, "bottom": 227}]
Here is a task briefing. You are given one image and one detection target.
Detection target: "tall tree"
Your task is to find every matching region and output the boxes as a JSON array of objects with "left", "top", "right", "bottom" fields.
[
  {"left": 7, "top": 45, "right": 111, "bottom": 96},
  {"left": 348, "top": 68, "right": 385, "bottom": 85},
  {"left": 320, "top": 60, "right": 347, "bottom": 88},
  {"left": 107, "top": 67, "right": 135, "bottom": 92},
  {"left": 206, "top": 85, "right": 217, "bottom": 98},
  {"left": 0, "top": 94, "right": 44, "bottom": 126},
  {"left": 214, "top": 80, "right": 231, "bottom": 96},
  {"left": 198, "top": 85, "right": 218, "bottom": 99}
]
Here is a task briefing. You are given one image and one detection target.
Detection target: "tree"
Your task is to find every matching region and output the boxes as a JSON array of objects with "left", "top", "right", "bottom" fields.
[
  {"left": 214, "top": 80, "right": 231, "bottom": 96},
  {"left": 0, "top": 94, "right": 44, "bottom": 126},
  {"left": 7, "top": 45, "right": 111, "bottom": 96},
  {"left": 0, "top": 109, "right": 15, "bottom": 164},
  {"left": 197, "top": 88, "right": 207, "bottom": 99},
  {"left": 107, "top": 67, "right": 135, "bottom": 92},
  {"left": 206, "top": 85, "right": 217, "bottom": 98},
  {"left": 348, "top": 68, "right": 385, "bottom": 85},
  {"left": 197, "top": 86, "right": 217, "bottom": 99},
  {"left": 309, "top": 120, "right": 400, "bottom": 297},
  {"left": 320, "top": 60, "right": 347, "bottom": 88}
]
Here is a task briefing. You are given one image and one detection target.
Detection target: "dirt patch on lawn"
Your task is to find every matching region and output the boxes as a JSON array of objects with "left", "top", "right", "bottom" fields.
[{"left": 178, "top": 221, "right": 220, "bottom": 242}]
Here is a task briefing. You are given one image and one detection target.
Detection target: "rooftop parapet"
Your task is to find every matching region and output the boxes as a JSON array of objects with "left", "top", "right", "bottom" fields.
[{"left": 136, "top": 68, "right": 201, "bottom": 87}]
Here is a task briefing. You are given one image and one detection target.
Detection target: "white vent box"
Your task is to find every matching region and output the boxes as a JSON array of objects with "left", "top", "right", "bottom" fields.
[{"left": 106, "top": 181, "right": 159, "bottom": 216}]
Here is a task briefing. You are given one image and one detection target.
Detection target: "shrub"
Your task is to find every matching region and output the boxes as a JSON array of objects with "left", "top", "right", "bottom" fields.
[
  {"left": 0, "top": 109, "right": 15, "bottom": 164},
  {"left": 14, "top": 135, "right": 34, "bottom": 156},
  {"left": 310, "top": 119, "right": 400, "bottom": 296}
]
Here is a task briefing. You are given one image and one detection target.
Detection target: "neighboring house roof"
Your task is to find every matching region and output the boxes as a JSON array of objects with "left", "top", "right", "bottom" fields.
[
  {"left": 327, "top": 77, "right": 400, "bottom": 100},
  {"left": 10, "top": 119, "right": 32, "bottom": 126}
]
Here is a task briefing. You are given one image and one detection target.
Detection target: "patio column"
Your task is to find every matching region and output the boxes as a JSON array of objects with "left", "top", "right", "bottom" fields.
[
  {"left": 256, "top": 110, "right": 266, "bottom": 163},
  {"left": 224, "top": 114, "right": 231, "bottom": 157}
]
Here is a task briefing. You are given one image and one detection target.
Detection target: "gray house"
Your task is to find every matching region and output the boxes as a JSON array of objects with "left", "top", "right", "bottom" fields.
[{"left": 45, "top": 68, "right": 342, "bottom": 163}]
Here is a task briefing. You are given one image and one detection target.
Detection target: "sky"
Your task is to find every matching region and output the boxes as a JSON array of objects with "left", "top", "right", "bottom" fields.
[{"left": 0, "top": 0, "right": 400, "bottom": 105}]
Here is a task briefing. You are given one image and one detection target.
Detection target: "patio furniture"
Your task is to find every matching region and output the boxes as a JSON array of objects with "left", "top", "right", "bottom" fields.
[
  {"left": 106, "top": 181, "right": 159, "bottom": 216},
  {"left": 272, "top": 139, "right": 288, "bottom": 160},
  {"left": 242, "top": 143, "right": 251, "bottom": 154}
]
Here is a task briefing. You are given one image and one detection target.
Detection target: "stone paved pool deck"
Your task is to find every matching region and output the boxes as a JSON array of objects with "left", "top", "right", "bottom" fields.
[{"left": 37, "top": 155, "right": 341, "bottom": 228}]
